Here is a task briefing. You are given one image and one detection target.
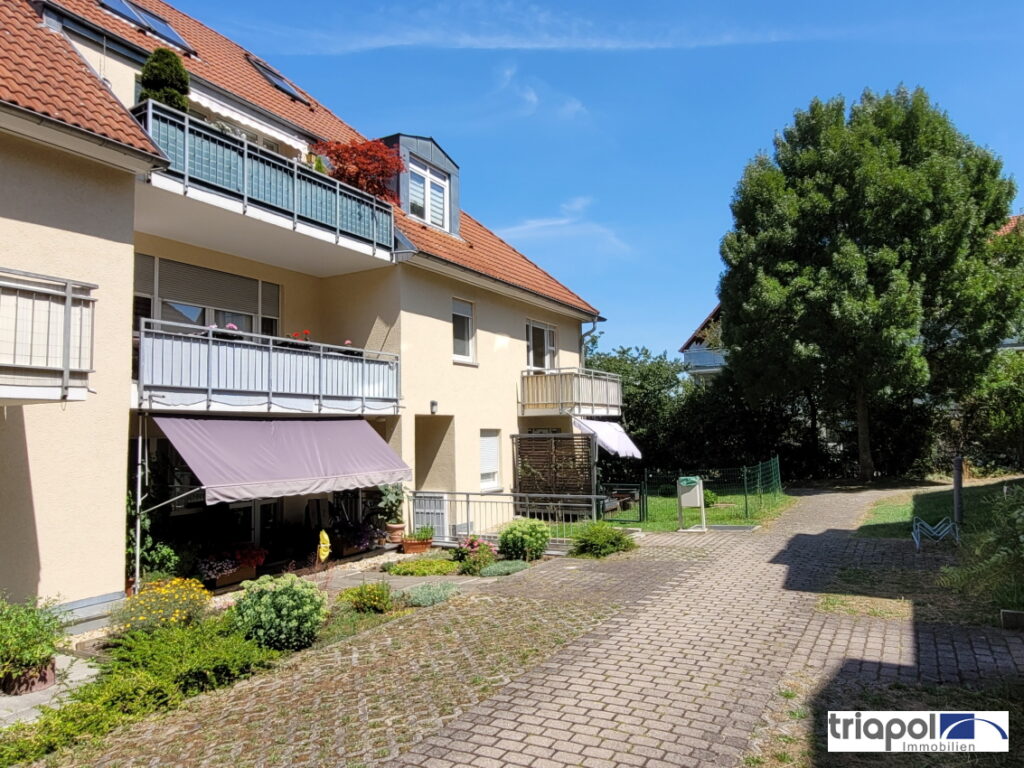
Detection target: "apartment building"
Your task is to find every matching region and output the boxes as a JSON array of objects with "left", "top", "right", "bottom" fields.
[{"left": 0, "top": 0, "right": 625, "bottom": 621}]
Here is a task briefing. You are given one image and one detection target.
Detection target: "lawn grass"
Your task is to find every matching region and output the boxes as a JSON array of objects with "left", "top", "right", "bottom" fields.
[
  {"left": 857, "top": 477, "right": 1023, "bottom": 538},
  {"left": 631, "top": 492, "right": 798, "bottom": 532},
  {"left": 313, "top": 603, "right": 413, "bottom": 648}
]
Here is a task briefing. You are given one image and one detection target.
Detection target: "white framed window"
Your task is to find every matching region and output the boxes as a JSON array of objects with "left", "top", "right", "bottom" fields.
[
  {"left": 409, "top": 157, "right": 450, "bottom": 230},
  {"left": 480, "top": 430, "right": 501, "bottom": 491},
  {"left": 527, "top": 320, "right": 557, "bottom": 370},
  {"left": 452, "top": 298, "right": 475, "bottom": 362}
]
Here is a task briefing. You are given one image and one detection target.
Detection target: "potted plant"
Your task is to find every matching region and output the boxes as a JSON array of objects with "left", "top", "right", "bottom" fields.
[
  {"left": 402, "top": 526, "right": 434, "bottom": 554},
  {"left": 0, "top": 596, "right": 65, "bottom": 695},
  {"left": 378, "top": 483, "right": 406, "bottom": 543}
]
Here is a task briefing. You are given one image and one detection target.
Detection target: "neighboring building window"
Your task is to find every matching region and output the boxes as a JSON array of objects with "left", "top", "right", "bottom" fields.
[
  {"left": 409, "top": 157, "right": 449, "bottom": 230},
  {"left": 452, "top": 298, "right": 475, "bottom": 362},
  {"left": 250, "top": 57, "right": 309, "bottom": 104},
  {"left": 527, "top": 321, "right": 557, "bottom": 370},
  {"left": 100, "top": 0, "right": 192, "bottom": 51},
  {"left": 480, "top": 430, "right": 501, "bottom": 491}
]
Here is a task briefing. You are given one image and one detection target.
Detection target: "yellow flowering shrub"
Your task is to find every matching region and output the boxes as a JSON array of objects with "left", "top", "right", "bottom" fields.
[{"left": 112, "top": 578, "right": 210, "bottom": 633}]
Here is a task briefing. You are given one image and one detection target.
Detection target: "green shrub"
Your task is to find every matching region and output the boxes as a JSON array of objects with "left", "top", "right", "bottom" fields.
[
  {"left": 0, "top": 670, "right": 181, "bottom": 766},
  {"left": 399, "top": 582, "right": 458, "bottom": 607},
  {"left": 383, "top": 558, "right": 460, "bottom": 576},
  {"left": 339, "top": 582, "right": 393, "bottom": 613},
  {"left": 106, "top": 617, "right": 275, "bottom": 696},
  {"left": 498, "top": 519, "right": 551, "bottom": 561},
  {"left": 479, "top": 560, "right": 529, "bottom": 577},
  {"left": 703, "top": 488, "right": 719, "bottom": 507},
  {"left": 111, "top": 577, "right": 210, "bottom": 633},
  {"left": 139, "top": 48, "right": 190, "bottom": 111},
  {"left": 458, "top": 544, "right": 496, "bottom": 575},
  {"left": 231, "top": 574, "right": 327, "bottom": 650},
  {"left": 0, "top": 596, "right": 65, "bottom": 681},
  {"left": 941, "top": 487, "right": 1024, "bottom": 608},
  {"left": 570, "top": 522, "right": 637, "bottom": 558}
]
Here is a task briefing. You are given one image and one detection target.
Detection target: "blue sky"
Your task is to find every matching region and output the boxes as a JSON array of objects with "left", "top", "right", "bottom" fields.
[{"left": 173, "top": 0, "right": 1023, "bottom": 356}]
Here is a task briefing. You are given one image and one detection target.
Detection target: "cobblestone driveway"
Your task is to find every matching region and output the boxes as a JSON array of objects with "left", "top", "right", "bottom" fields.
[{"left": 50, "top": 488, "right": 1024, "bottom": 767}]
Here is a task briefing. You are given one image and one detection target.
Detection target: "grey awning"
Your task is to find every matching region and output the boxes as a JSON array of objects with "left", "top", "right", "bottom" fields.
[{"left": 155, "top": 417, "right": 411, "bottom": 504}]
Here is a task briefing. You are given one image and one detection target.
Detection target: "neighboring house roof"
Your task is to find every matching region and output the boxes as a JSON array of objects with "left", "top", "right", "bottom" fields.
[
  {"left": 680, "top": 215, "right": 1024, "bottom": 352},
  {"left": 0, "top": 0, "right": 161, "bottom": 156},
  {"left": 680, "top": 304, "right": 721, "bottom": 352},
  {"left": 397, "top": 209, "right": 599, "bottom": 316},
  {"left": 48, "top": 0, "right": 599, "bottom": 316}
]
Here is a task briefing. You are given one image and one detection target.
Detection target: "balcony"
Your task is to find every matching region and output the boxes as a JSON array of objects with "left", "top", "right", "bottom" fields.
[
  {"left": 0, "top": 267, "right": 95, "bottom": 403},
  {"left": 683, "top": 346, "right": 727, "bottom": 375},
  {"left": 132, "top": 100, "right": 394, "bottom": 276},
  {"left": 519, "top": 368, "right": 622, "bottom": 417},
  {"left": 135, "top": 319, "right": 400, "bottom": 414}
]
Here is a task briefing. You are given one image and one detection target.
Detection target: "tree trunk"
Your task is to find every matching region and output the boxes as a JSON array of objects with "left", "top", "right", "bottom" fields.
[
  {"left": 855, "top": 384, "right": 875, "bottom": 481},
  {"left": 805, "top": 388, "right": 819, "bottom": 470}
]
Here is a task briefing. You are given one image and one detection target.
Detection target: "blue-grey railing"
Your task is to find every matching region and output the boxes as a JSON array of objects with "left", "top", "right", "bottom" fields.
[
  {"left": 132, "top": 100, "right": 393, "bottom": 251},
  {"left": 682, "top": 346, "right": 727, "bottom": 371}
]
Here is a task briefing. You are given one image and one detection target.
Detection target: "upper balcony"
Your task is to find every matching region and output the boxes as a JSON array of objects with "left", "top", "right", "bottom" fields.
[
  {"left": 519, "top": 368, "right": 622, "bottom": 417},
  {"left": 0, "top": 267, "right": 95, "bottom": 404},
  {"left": 135, "top": 319, "right": 400, "bottom": 415},
  {"left": 683, "top": 346, "right": 727, "bottom": 376},
  {"left": 132, "top": 100, "right": 394, "bottom": 276}
]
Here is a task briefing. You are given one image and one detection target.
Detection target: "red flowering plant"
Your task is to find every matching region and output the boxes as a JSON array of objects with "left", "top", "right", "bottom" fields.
[
  {"left": 452, "top": 535, "right": 496, "bottom": 575},
  {"left": 235, "top": 544, "right": 269, "bottom": 569},
  {"left": 311, "top": 139, "right": 404, "bottom": 203}
]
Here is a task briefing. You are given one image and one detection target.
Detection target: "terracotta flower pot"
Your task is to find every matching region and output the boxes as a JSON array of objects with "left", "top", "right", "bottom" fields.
[
  {"left": 1, "top": 658, "right": 57, "bottom": 696},
  {"left": 401, "top": 539, "right": 432, "bottom": 554},
  {"left": 385, "top": 523, "right": 405, "bottom": 543}
]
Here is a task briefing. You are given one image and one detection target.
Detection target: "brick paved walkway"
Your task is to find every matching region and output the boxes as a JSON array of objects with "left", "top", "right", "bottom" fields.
[
  {"left": 44, "top": 488, "right": 1024, "bottom": 767},
  {"left": 391, "top": 488, "right": 1024, "bottom": 768}
]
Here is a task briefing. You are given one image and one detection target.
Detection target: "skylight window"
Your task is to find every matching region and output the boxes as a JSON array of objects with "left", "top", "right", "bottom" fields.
[
  {"left": 250, "top": 58, "right": 309, "bottom": 104},
  {"left": 101, "top": 0, "right": 192, "bottom": 52}
]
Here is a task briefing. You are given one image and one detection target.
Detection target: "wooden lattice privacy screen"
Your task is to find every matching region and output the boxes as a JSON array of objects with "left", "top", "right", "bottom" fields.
[{"left": 512, "top": 434, "right": 595, "bottom": 495}]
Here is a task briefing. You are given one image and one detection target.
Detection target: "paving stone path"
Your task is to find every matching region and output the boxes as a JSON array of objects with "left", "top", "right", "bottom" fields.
[{"left": 42, "top": 488, "right": 1024, "bottom": 767}]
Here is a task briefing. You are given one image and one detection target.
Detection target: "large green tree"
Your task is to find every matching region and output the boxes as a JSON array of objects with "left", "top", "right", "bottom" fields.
[{"left": 720, "top": 86, "right": 1024, "bottom": 480}]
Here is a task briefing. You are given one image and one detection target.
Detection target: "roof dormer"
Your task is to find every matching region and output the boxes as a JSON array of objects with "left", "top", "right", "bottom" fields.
[{"left": 381, "top": 134, "right": 460, "bottom": 237}]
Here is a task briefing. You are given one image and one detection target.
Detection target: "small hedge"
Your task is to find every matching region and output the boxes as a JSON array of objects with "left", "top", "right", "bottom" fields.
[
  {"left": 498, "top": 519, "right": 550, "bottom": 561},
  {"left": 570, "top": 522, "right": 637, "bottom": 558},
  {"left": 231, "top": 575, "right": 327, "bottom": 650},
  {"left": 703, "top": 488, "right": 719, "bottom": 507},
  {"left": 383, "top": 558, "right": 459, "bottom": 576},
  {"left": 479, "top": 560, "right": 529, "bottom": 577},
  {"left": 399, "top": 583, "right": 458, "bottom": 607}
]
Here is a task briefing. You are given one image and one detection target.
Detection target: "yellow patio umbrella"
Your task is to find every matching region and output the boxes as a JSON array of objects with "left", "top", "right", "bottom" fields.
[{"left": 317, "top": 529, "right": 331, "bottom": 563}]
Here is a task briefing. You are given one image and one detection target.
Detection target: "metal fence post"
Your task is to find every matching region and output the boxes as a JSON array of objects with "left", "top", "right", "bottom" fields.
[
  {"left": 742, "top": 465, "right": 750, "bottom": 519},
  {"left": 953, "top": 456, "right": 964, "bottom": 526}
]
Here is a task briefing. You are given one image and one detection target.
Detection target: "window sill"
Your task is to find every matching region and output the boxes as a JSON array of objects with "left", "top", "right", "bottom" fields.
[
  {"left": 479, "top": 487, "right": 503, "bottom": 495},
  {"left": 453, "top": 358, "right": 479, "bottom": 368}
]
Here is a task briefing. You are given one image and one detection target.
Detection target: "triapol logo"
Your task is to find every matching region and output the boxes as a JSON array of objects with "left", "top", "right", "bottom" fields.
[{"left": 828, "top": 711, "right": 1009, "bottom": 753}]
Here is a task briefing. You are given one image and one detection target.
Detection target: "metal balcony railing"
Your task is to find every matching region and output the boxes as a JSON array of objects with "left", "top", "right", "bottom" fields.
[
  {"left": 683, "top": 346, "right": 727, "bottom": 371},
  {"left": 520, "top": 367, "right": 622, "bottom": 416},
  {"left": 137, "top": 319, "right": 400, "bottom": 413},
  {"left": 132, "top": 100, "right": 393, "bottom": 251},
  {"left": 0, "top": 266, "right": 96, "bottom": 400}
]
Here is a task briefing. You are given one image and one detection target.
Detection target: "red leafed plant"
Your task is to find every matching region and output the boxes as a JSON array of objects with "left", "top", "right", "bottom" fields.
[{"left": 311, "top": 139, "right": 404, "bottom": 203}]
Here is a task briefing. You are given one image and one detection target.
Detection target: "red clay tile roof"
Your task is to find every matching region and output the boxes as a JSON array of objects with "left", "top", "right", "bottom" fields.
[
  {"left": 997, "top": 214, "right": 1022, "bottom": 236},
  {"left": 395, "top": 209, "right": 599, "bottom": 316},
  {"left": 46, "top": 0, "right": 599, "bottom": 314},
  {"left": 0, "top": 0, "right": 161, "bottom": 156},
  {"left": 52, "top": 0, "right": 364, "bottom": 144}
]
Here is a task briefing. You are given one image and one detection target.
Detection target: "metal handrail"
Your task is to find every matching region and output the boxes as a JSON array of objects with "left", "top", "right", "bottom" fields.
[
  {"left": 519, "top": 367, "right": 622, "bottom": 414},
  {"left": 132, "top": 100, "right": 394, "bottom": 249},
  {"left": 0, "top": 267, "right": 96, "bottom": 399},
  {"left": 682, "top": 347, "right": 727, "bottom": 369},
  {"left": 521, "top": 366, "right": 621, "bottom": 381}
]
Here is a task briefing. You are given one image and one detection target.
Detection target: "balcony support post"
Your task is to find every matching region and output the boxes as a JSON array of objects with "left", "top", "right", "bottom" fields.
[
  {"left": 205, "top": 327, "right": 213, "bottom": 410},
  {"left": 242, "top": 141, "right": 249, "bottom": 213},
  {"left": 292, "top": 160, "right": 299, "bottom": 230},
  {"left": 182, "top": 112, "right": 190, "bottom": 195},
  {"left": 133, "top": 414, "right": 144, "bottom": 596},
  {"left": 318, "top": 343, "right": 324, "bottom": 412},
  {"left": 267, "top": 336, "right": 274, "bottom": 411}
]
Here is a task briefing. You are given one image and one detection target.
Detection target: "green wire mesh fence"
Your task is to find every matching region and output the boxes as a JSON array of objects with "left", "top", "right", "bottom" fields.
[{"left": 644, "top": 456, "right": 784, "bottom": 525}]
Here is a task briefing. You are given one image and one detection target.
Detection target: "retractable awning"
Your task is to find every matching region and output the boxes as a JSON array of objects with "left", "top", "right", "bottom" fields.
[
  {"left": 155, "top": 417, "right": 411, "bottom": 504},
  {"left": 573, "top": 417, "right": 642, "bottom": 459}
]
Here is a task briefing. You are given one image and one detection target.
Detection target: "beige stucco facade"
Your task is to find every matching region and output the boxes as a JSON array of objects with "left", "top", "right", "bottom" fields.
[{"left": 0, "top": 132, "right": 137, "bottom": 606}]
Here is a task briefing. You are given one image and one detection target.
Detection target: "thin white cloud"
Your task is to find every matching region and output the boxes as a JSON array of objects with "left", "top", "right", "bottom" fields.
[
  {"left": 489, "top": 63, "right": 587, "bottom": 122},
  {"left": 557, "top": 97, "right": 588, "bottom": 120},
  {"left": 497, "top": 197, "right": 630, "bottom": 258},
  {"left": 225, "top": 1, "right": 811, "bottom": 55}
]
